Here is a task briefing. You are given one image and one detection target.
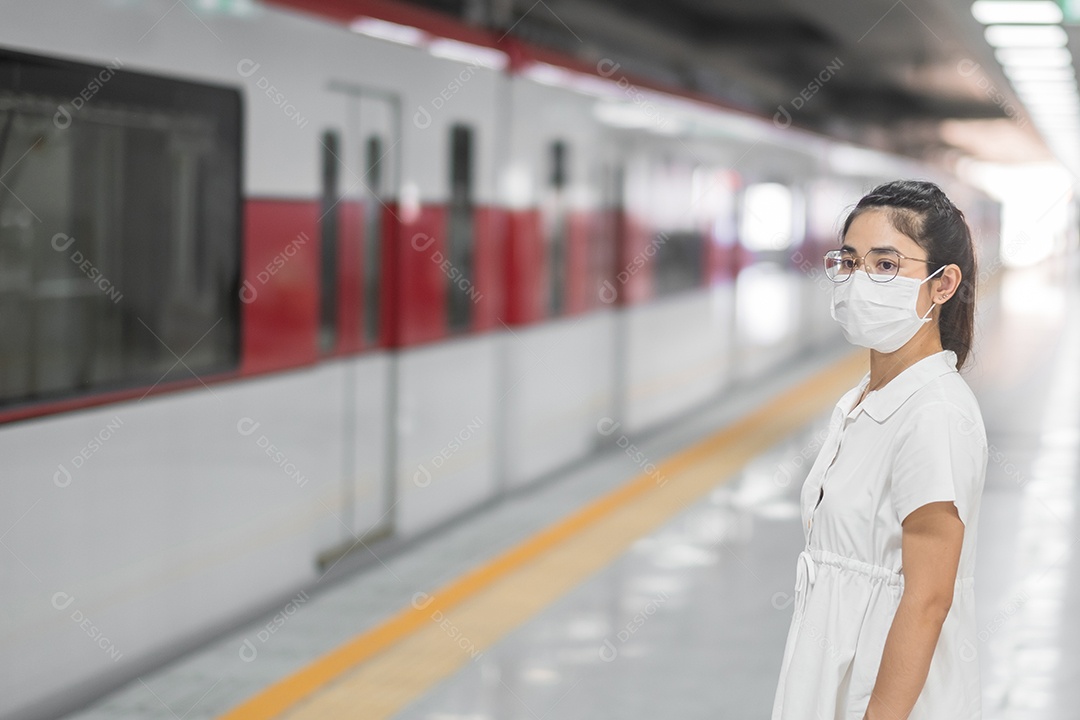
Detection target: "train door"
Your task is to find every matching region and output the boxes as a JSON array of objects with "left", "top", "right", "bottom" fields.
[{"left": 323, "top": 83, "right": 401, "bottom": 552}]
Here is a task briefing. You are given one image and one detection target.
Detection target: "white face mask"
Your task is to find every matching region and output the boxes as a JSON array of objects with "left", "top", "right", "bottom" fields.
[{"left": 830, "top": 264, "right": 946, "bottom": 353}]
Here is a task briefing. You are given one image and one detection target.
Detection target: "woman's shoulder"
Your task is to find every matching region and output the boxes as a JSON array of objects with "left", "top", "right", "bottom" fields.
[{"left": 905, "top": 375, "right": 987, "bottom": 446}]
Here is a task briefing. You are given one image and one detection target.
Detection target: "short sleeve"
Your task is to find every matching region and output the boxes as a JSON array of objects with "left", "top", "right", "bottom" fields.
[{"left": 890, "top": 401, "right": 985, "bottom": 527}]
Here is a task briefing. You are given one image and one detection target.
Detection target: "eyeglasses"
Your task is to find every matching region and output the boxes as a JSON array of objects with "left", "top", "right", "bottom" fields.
[{"left": 823, "top": 248, "right": 933, "bottom": 283}]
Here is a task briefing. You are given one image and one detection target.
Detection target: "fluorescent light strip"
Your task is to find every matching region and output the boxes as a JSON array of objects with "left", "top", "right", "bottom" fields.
[
  {"left": 1024, "top": 104, "right": 1080, "bottom": 114},
  {"left": 1019, "top": 91, "right": 1080, "bottom": 102},
  {"left": 1015, "top": 91, "right": 1080, "bottom": 104},
  {"left": 1034, "top": 118, "right": 1080, "bottom": 127},
  {"left": 1026, "top": 107, "right": 1080, "bottom": 118},
  {"left": 1034, "top": 106, "right": 1080, "bottom": 115},
  {"left": 1012, "top": 79, "right": 1080, "bottom": 91},
  {"left": 971, "top": 1, "right": 1063, "bottom": 24},
  {"left": 1017, "top": 89, "right": 1080, "bottom": 101},
  {"left": 996, "top": 47, "right": 1073, "bottom": 67},
  {"left": 1004, "top": 66, "right": 1076, "bottom": 82},
  {"left": 985, "top": 24, "right": 1067, "bottom": 47}
]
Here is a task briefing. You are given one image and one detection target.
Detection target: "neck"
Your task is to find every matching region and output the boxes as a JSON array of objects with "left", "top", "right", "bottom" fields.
[
  {"left": 866, "top": 324, "right": 944, "bottom": 393},
  {"left": 859, "top": 321, "right": 946, "bottom": 403}
]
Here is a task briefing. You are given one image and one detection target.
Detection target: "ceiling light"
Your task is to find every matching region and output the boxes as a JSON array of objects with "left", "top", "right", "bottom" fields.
[
  {"left": 1004, "top": 66, "right": 1076, "bottom": 82},
  {"left": 1037, "top": 132, "right": 1080, "bottom": 142},
  {"left": 1007, "top": 77, "right": 1077, "bottom": 97},
  {"left": 1020, "top": 89, "right": 1080, "bottom": 101},
  {"left": 1034, "top": 120, "right": 1080, "bottom": 132},
  {"left": 1031, "top": 112, "right": 1080, "bottom": 122},
  {"left": 1032, "top": 112, "right": 1080, "bottom": 122},
  {"left": 1015, "top": 86, "right": 1080, "bottom": 100},
  {"left": 1025, "top": 107, "right": 1080, "bottom": 118},
  {"left": 1020, "top": 100, "right": 1080, "bottom": 113},
  {"left": 1024, "top": 102, "right": 1080, "bottom": 114},
  {"left": 1013, "top": 79, "right": 1080, "bottom": 93},
  {"left": 1039, "top": 130, "right": 1080, "bottom": 140},
  {"left": 1035, "top": 112, "right": 1080, "bottom": 120},
  {"left": 1028, "top": 111, "right": 1080, "bottom": 122},
  {"left": 985, "top": 24, "right": 1068, "bottom": 47},
  {"left": 971, "top": 1, "right": 1063, "bottom": 24},
  {"left": 995, "top": 47, "right": 1073, "bottom": 67}
]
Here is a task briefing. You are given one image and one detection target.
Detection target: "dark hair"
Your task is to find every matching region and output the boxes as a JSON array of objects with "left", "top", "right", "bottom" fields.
[{"left": 840, "top": 179, "right": 977, "bottom": 370}]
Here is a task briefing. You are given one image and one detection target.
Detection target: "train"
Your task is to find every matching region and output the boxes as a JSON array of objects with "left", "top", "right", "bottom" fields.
[{"left": 0, "top": 1, "right": 1002, "bottom": 718}]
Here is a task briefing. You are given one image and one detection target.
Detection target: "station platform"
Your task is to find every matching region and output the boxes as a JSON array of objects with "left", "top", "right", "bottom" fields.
[{"left": 62, "top": 256, "right": 1079, "bottom": 720}]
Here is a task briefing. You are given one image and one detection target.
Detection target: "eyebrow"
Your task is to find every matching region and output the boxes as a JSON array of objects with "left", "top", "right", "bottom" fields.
[{"left": 840, "top": 244, "right": 900, "bottom": 253}]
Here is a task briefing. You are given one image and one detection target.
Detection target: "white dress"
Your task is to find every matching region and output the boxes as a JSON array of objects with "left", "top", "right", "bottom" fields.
[{"left": 771, "top": 349, "right": 987, "bottom": 720}]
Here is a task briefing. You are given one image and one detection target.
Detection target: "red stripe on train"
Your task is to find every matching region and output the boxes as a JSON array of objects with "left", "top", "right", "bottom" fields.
[
  {"left": 0, "top": 198, "right": 612, "bottom": 425},
  {"left": 241, "top": 199, "right": 321, "bottom": 374}
]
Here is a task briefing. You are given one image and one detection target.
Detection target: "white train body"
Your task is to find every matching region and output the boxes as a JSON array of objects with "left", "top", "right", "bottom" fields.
[{"left": 0, "top": 2, "right": 1000, "bottom": 718}]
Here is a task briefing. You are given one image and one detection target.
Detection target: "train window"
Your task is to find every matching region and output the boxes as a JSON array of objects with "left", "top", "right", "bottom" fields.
[
  {"left": 652, "top": 161, "right": 705, "bottom": 297},
  {"left": 446, "top": 123, "right": 474, "bottom": 333},
  {"left": 594, "top": 162, "right": 623, "bottom": 305},
  {"left": 319, "top": 130, "right": 340, "bottom": 353},
  {"left": 550, "top": 140, "right": 567, "bottom": 189},
  {"left": 741, "top": 182, "right": 794, "bottom": 250},
  {"left": 363, "top": 135, "right": 383, "bottom": 345},
  {"left": 652, "top": 230, "right": 705, "bottom": 296},
  {"left": 0, "top": 49, "right": 240, "bottom": 411},
  {"left": 545, "top": 140, "right": 568, "bottom": 316}
]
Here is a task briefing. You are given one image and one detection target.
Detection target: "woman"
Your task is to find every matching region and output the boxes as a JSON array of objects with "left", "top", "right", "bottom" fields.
[{"left": 770, "top": 179, "right": 988, "bottom": 720}]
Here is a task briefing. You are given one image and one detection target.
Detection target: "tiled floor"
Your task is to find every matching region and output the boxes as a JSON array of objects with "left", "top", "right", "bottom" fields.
[{"left": 61, "top": 256, "right": 1079, "bottom": 720}]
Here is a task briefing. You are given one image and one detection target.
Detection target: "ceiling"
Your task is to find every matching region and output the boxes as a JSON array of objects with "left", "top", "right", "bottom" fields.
[{"left": 402, "top": 0, "right": 1058, "bottom": 170}]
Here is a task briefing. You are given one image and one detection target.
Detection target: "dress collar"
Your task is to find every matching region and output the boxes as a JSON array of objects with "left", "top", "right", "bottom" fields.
[{"left": 842, "top": 349, "right": 959, "bottom": 422}]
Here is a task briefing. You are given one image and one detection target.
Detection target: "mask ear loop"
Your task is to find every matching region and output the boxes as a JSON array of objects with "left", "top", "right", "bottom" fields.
[
  {"left": 918, "top": 265, "right": 947, "bottom": 321},
  {"left": 919, "top": 264, "right": 947, "bottom": 285}
]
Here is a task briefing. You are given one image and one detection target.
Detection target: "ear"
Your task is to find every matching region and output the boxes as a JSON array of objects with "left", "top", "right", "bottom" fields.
[{"left": 932, "top": 264, "right": 962, "bottom": 303}]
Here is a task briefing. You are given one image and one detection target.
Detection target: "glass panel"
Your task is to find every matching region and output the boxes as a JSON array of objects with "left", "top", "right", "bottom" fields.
[
  {"left": 741, "top": 182, "right": 794, "bottom": 251},
  {"left": 446, "top": 123, "right": 474, "bottom": 333},
  {"left": 0, "top": 49, "right": 240, "bottom": 410},
  {"left": 319, "top": 130, "right": 340, "bottom": 354},
  {"left": 545, "top": 140, "right": 568, "bottom": 316},
  {"left": 652, "top": 230, "right": 705, "bottom": 296},
  {"left": 363, "top": 134, "right": 382, "bottom": 345}
]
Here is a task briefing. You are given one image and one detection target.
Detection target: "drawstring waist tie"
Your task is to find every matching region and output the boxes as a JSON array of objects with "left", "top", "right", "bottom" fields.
[{"left": 792, "top": 546, "right": 974, "bottom": 620}]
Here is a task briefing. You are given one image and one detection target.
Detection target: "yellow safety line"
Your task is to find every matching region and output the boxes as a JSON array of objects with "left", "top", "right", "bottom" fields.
[{"left": 219, "top": 348, "right": 866, "bottom": 720}]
